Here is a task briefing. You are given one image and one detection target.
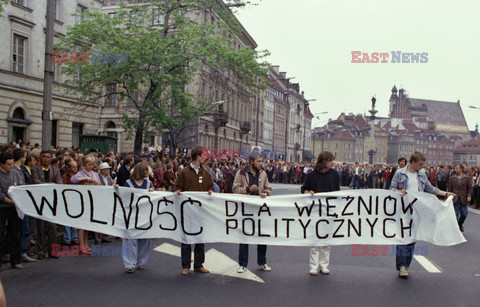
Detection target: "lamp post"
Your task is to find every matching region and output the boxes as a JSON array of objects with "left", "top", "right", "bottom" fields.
[{"left": 42, "top": 0, "right": 56, "bottom": 149}]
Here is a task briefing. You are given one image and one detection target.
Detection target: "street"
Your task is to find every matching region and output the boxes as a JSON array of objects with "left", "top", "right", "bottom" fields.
[{"left": 2, "top": 184, "right": 479, "bottom": 307}]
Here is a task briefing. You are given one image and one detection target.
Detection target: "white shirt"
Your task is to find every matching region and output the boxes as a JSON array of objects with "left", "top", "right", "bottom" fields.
[
  {"left": 101, "top": 175, "right": 110, "bottom": 186},
  {"left": 190, "top": 163, "right": 200, "bottom": 175},
  {"left": 406, "top": 170, "right": 419, "bottom": 192}
]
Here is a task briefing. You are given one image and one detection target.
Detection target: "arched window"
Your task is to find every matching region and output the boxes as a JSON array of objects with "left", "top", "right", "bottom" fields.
[
  {"left": 12, "top": 107, "right": 25, "bottom": 119},
  {"left": 106, "top": 121, "right": 116, "bottom": 129}
]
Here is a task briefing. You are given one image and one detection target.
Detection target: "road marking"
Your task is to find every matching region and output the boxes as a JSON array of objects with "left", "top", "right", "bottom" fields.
[
  {"left": 413, "top": 255, "right": 442, "bottom": 273},
  {"left": 154, "top": 243, "right": 265, "bottom": 283},
  {"left": 468, "top": 208, "right": 480, "bottom": 215}
]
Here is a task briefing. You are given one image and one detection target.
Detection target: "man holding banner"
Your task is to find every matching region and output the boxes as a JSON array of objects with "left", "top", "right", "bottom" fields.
[
  {"left": 390, "top": 151, "right": 455, "bottom": 278},
  {"left": 233, "top": 151, "right": 272, "bottom": 274},
  {"left": 175, "top": 146, "right": 214, "bottom": 276},
  {"left": 301, "top": 151, "right": 340, "bottom": 276}
]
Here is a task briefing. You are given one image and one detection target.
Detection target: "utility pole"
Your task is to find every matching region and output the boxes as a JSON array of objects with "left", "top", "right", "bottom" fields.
[{"left": 42, "top": 0, "right": 55, "bottom": 149}]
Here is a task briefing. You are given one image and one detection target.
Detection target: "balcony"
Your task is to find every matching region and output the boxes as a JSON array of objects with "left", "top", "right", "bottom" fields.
[
  {"left": 294, "top": 142, "right": 301, "bottom": 151},
  {"left": 213, "top": 112, "right": 228, "bottom": 127},
  {"left": 240, "top": 121, "right": 251, "bottom": 134},
  {"left": 296, "top": 124, "right": 301, "bottom": 132}
]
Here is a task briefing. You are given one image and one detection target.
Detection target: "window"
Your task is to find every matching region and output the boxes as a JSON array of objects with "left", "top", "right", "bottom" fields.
[
  {"left": 52, "top": 63, "right": 60, "bottom": 82},
  {"left": 130, "top": 11, "right": 141, "bottom": 26},
  {"left": 127, "top": 92, "right": 138, "bottom": 107},
  {"left": 72, "top": 122, "right": 83, "bottom": 148},
  {"left": 76, "top": 5, "right": 87, "bottom": 24},
  {"left": 55, "top": 0, "right": 62, "bottom": 21},
  {"left": 12, "top": 0, "right": 28, "bottom": 7},
  {"left": 105, "top": 83, "right": 117, "bottom": 107},
  {"left": 12, "top": 35, "right": 27, "bottom": 74},
  {"left": 152, "top": 8, "right": 164, "bottom": 26}
]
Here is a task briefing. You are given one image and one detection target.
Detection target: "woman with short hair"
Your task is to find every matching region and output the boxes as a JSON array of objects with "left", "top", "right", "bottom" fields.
[{"left": 122, "top": 162, "right": 154, "bottom": 273}]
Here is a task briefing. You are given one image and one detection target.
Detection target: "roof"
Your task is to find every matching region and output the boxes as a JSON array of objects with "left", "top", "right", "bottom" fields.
[
  {"left": 314, "top": 128, "right": 355, "bottom": 141},
  {"left": 401, "top": 122, "right": 419, "bottom": 134},
  {"left": 354, "top": 115, "right": 369, "bottom": 129},
  {"left": 408, "top": 98, "right": 468, "bottom": 128},
  {"left": 454, "top": 135, "right": 480, "bottom": 153}
]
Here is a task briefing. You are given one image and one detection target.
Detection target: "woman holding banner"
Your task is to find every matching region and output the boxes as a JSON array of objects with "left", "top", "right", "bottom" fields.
[
  {"left": 121, "top": 162, "right": 154, "bottom": 273},
  {"left": 301, "top": 151, "right": 339, "bottom": 276},
  {"left": 70, "top": 155, "right": 100, "bottom": 255}
]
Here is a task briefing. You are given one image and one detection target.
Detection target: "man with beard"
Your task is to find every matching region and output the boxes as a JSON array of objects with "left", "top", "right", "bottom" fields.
[{"left": 233, "top": 152, "right": 272, "bottom": 273}]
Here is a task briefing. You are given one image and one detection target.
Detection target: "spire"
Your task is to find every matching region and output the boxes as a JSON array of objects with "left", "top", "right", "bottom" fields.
[{"left": 390, "top": 85, "right": 398, "bottom": 100}]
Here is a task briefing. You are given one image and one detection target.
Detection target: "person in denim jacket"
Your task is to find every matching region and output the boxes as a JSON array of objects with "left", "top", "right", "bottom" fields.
[{"left": 389, "top": 152, "right": 455, "bottom": 278}]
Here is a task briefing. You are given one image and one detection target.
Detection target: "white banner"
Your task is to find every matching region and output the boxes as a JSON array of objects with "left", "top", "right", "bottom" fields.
[{"left": 8, "top": 185, "right": 465, "bottom": 246}]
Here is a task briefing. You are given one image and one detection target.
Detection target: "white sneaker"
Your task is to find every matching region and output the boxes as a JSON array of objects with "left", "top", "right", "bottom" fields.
[
  {"left": 398, "top": 266, "right": 409, "bottom": 278},
  {"left": 320, "top": 268, "right": 330, "bottom": 275},
  {"left": 22, "top": 253, "right": 37, "bottom": 263},
  {"left": 237, "top": 266, "right": 246, "bottom": 273},
  {"left": 309, "top": 268, "right": 318, "bottom": 276},
  {"left": 259, "top": 264, "right": 271, "bottom": 271}
]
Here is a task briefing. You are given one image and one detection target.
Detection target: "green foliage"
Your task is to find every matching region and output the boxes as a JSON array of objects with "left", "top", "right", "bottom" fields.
[
  {"left": 57, "top": 0, "right": 270, "bottom": 153},
  {"left": 0, "top": 0, "right": 10, "bottom": 16}
]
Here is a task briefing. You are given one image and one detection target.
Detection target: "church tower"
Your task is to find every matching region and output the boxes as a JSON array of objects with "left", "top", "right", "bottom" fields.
[{"left": 388, "top": 85, "right": 398, "bottom": 118}]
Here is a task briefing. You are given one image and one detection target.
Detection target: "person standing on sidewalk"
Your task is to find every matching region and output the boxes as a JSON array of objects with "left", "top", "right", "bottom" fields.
[
  {"left": 12, "top": 149, "right": 36, "bottom": 263},
  {"left": 301, "top": 151, "right": 339, "bottom": 276},
  {"left": 232, "top": 152, "right": 272, "bottom": 274},
  {"left": 448, "top": 164, "right": 472, "bottom": 232},
  {"left": 0, "top": 151, "right": 23, "bottom": 269},
  {"left": 174, "top": 146, "right": 214, "bottom": 276},
  {"left": 390, "top": 151, "right": 455, "bottom": 278}
]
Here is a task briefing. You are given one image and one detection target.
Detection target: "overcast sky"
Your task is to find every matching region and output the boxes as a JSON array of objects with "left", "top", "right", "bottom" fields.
[{"left": 235, "top": 0, "right": 480, "bottom": 130}]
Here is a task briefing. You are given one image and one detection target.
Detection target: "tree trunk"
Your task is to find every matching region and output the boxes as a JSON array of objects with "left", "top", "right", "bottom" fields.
[{"left": 133, "top": 115, "right": 145, "bottom": 155}]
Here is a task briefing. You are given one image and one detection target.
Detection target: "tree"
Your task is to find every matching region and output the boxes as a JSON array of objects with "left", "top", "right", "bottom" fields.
[
  {"left": 0, "top": 0, "right": 10, "bottom": 17},
  {"left": 57, "top": 0, "right": 269, "bottom": 154}
]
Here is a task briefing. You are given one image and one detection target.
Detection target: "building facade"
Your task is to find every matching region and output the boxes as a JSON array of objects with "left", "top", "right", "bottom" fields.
[{"left": 0, "top": 0, "right": 104, "bottom": 148}]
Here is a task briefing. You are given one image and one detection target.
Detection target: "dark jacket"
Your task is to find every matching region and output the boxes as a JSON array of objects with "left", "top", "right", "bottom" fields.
[
  {"left": 174, "top": 164, "right": 214, "bottom": 192},
  {"left": 31, "top": 165, "right": 62, "bottom": 184},
  {"left": 448, "top": 173, "right": 472, "bottom": 205},
  {"left": 116, "top": 165, "right": 130, "bottom": 187},
  {"left": 21, "top": 166, "right": 33, "bottom": 185}
]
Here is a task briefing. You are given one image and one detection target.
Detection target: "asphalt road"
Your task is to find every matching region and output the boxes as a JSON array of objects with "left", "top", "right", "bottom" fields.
[{"left": 2, "top": 184, "right": 479, "bottom": 307}]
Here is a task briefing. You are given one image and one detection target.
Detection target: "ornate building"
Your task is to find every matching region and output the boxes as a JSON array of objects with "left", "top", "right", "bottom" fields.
[{"left": 389, "top": 86, "right": 470, "bottom": 147}]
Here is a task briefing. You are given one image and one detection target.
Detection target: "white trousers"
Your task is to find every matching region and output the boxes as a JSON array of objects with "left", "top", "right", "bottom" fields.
[
  {"left": 310, "top": 246, "right": 330, "bottom": 270},
  {"left": 122, "top": 238, "right": 151, "bottom": 269}
]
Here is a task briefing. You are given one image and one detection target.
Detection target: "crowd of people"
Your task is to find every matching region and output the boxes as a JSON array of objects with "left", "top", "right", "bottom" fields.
[{"left": 0, "top": 140, "right": 477, "bottom": 280}]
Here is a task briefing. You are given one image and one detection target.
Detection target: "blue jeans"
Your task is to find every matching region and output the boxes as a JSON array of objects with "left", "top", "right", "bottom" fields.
[
  {"left": 238, "top": 244, "right": 267, "bottom": 267},
  {"left": 396, "top": 242, "right": 415, "bottom": 270},
  {"left": 353, "top": 175, "right": 361, "bottom": 189},
  {"left": 382, "top": 180, "right": 389, "bottom": 189},
  {"left": 63, "top": 226, "right": 78, "bottom": 243},
  {"left": 454, "top": 199, "right": 468, "bottom": 227}
]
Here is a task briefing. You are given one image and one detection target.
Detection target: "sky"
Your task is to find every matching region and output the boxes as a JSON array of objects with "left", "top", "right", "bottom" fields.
[{"left": 235, "top": 0, "right": 480, "bottom": 130}]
